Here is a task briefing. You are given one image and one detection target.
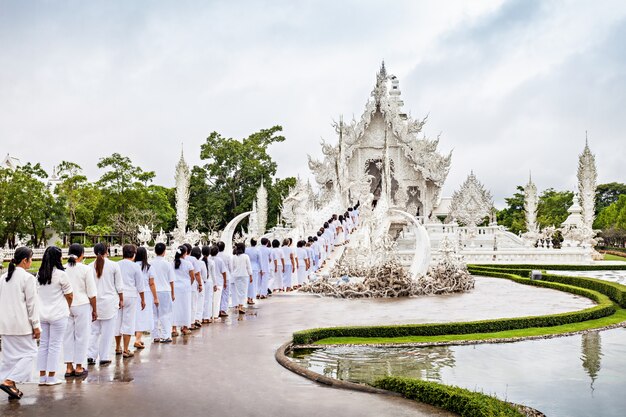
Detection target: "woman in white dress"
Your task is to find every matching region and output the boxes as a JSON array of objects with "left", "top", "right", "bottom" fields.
[
  {"left": 271, "top": 239, "right": 284, "bottom": 293},
  {"left": 281, "top": 239, "right": 295, "bottom": 291},
  {"left": 0, "top": 247, "right": 39, "bottom": 400},
  {"left": 171, "top": 245, "right": 194, "bottom": 337},
  {"left": 232, "top": 243, "right": 252, "bottom": 315},
  {"left": 134, "top": 246, "right": 157, "bottom": 349},
  {"left": 87, "top": 243, "right": 124, "bottom": 366},
  {"left": 295, "top": 241, "right": 309, "bottom": 288},
  {"left": 36, "top": 246, "right": 73, "bottom": 386},
  {"left": 189, "top": 246, "right": 206, "bottom": 329},
  {"left": 63, "top": 244, "right": 97, "bottom": 379},
  {"left": 200, "top": 245, "right": 216, "bottom": 323}
]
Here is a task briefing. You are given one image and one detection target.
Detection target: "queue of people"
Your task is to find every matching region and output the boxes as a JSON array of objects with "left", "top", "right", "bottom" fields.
[{"left": 0, "top": 205, "right": 359, "bottom": 401}]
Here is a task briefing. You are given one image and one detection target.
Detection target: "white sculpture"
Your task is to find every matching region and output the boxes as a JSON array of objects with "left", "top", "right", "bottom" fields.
[
  {"left": 449, "top": 171, "right": 493, "bottom": 233},
  {"left": 255, "top": 179, "right": 268, "bottom": 236},
  {"left": 173, "top": 148, "right": 190, "bottom": 240},
  {"left": 155, "top": 228, "right": 167, "bottom": 245},
  {"left": 137, "top": 224, "right": 152, "bottom": 246},
  {"left": 577, "top": 137, "right": 598, "bottom": 245},
  {"left": 522, "top": 172, "right": 540, "bottom": 244}
]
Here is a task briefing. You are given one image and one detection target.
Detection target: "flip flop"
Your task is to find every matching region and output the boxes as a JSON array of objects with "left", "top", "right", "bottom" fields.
[
  {"left": 0, "top": 383, "right": 22, "bottom": 400},
  {"left": 74, "top": 370, "right": 88, "bottom": 378},
  {"left": 133, "top": 342, "right": 145, "bottom": 349},
  {"left": 115, "top": 349, "right": 123, "bottom": 356},
  {"left": 122, "top": 351, "right": 134, "bottom": 358},
  {"left": 64, "top": 371, "right": 76, "bottom": 378},
  {"left": 160, "top": 338, "right": 173, "bottom": 343}
]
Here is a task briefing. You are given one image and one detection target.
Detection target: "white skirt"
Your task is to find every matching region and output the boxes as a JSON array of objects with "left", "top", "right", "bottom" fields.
[
  {"left": 135, "top": 290, "right": 154, "bottom": 332},
  {"left": 297, "top": 267, "right": 307, "bottom": 284},
  {"left": 172, "top": 290, "right": 191, "bottom": 327},
  {"left": 0, "top": 334, "right": 37, "bottom": 383}
]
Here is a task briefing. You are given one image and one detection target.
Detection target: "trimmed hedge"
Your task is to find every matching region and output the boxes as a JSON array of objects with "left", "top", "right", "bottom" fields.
[
  {"left": 374, "top": 376, "right": 524, "bottom": 417},
  {"left": 470, "top": 266, "right": 626, "bottom": 308},
  {"left": 470, "top": 263, "right": 626, "bottom": 271}
]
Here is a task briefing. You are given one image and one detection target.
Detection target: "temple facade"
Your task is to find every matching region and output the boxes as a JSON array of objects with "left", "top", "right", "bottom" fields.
[{"left": 308, "top": 63, "right": 451, "bottom": 221}]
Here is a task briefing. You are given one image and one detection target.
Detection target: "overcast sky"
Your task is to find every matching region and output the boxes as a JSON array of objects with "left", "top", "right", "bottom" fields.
[{"left": 1, "top": 0, "right": 625, "bottom": 208}]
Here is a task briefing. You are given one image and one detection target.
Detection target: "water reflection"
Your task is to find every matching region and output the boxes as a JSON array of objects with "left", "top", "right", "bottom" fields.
[
  {"left": 289, "top": 345, "right": 455, "bottom": 384},
  {"left": 580, "top": 331, "right": 602, "bottom": 393}
]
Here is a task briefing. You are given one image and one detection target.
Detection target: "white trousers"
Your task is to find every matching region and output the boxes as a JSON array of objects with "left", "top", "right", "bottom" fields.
[
  {"left": 152, "top": 292, "right": 173, "bottom": 340},
  {"left": 64, "top": 303, "right": 92, "bottom": 365},
  {"left": 283, "top": 267, "right": 293, "bottom": 289},
  {"left": 257, "top": 271, "right": 268, "bottom": 296},
  {"left": 213, "top": 287, "right": 223, "bottom": 317},
  {"left": 172, "top": 290, "right": 191, "bottom": 327},
  {"left": 0, "top": 334, "right": 37, "bottom": 383},
  {"left": 297, "top": 267, "right": 307, "bottom": 285},
  {"left": 38, "top": 317, "right": 68, "bottom": 374},
  {"left": 229, "top": 281, "right": 237, "bottom": 307},
  {"left": 201, "top": 283, "right": 213, "bottom": 320},
  {"left": 233, "top": 276, "right": 248, "bottom": 306},
  {"left": 219, "top": 284, "right": 230, "bottom": 312},
  {"left": 271, "top": 269, "right": 282, "bottom": 290},
  {"left": 190, "top": 283, "right": 199, "bottom": 324},
  {"left": 115, "top": 296, "right": 137, "bottom": 336},
  {"left": 195, "top": 287, "right": 205, "bottom": 321},
  {"left": 247, "top": 270, "right": 259, "bottom": 298},
  {"left": 88, "top": 317, "right": 116, "bottom": 361},
  {"left": 135, "top": 290, "right": 154, "bottom": 332}
]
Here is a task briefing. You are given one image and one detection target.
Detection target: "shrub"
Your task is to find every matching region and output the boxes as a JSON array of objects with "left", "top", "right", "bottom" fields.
[
  {"left": 374, "top": 376, "right": 524, "bottom": 417},
  {"left": 470, "top": 263, "right": 626, "bottom": 271}
]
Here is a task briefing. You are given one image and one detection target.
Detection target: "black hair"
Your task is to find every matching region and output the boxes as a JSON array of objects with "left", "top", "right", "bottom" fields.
[
  {"left": 282, "top": 238, "right": 289, "bottom": 247},
  {"left": 202, "top": 245, "right": 211, "bottom": 272},
  {"left": 235, "top": 242, "right": 246, "bottom": 256},
  {"left": 323, "top": 222, "right": 329, "bottom": 229},
  {"left": 338, "top": 215, "right": 344, "bottom": 222},
  {"left": 135, "top": 246, "right": 150, "bottom": 272},
  {"left": 122, "top": 244, "right": 137, "bottom": 259},
  {"left": 190, "top": 246, "right": 201, "bottom": 260},
  {"left": 296, "top": 240, "right": 304, "bottom": 248},
  {"left": 250, "top": 238, "right": 257, "bottom": 247},
  {"left": 217, "top": 241, "right": 225, "bottom": 252},
  {"left": 38, "top": 246, "right": 65, "bottom": 286},
  {"left": 155, "top": 242, "right": 166, "bottom": 256},
  {"left": 174, "top": 245, "right": 186, "bottom": 269},
  {"left": 67, "top": 243, "right": 84, "bottom": 267},
  {"left": 288, "top": 237, "right": 293, "bottom": 245},
  {"left": 348, "top": 207, "right": 353, "bottom": 212},
  {"left": 210, "top": 245, "right": 219, "bottom": 257},
  {"left": 313, "top": 236, "right": 318, "bottom": 242},
  {"left": 272, "top": 239, "right": 280, "bottom": 248},
  {"left": 260, "top": 237, "right": 269, "bottom": 246},
  {"left": 6, "top": 247, "right": 33, "bottom": 282},
  {"left": 184, "top": 243, "right": 193, "bottom": 255},
  {"left": 94, "top": 242, "right": 108, "bottom": 278}
]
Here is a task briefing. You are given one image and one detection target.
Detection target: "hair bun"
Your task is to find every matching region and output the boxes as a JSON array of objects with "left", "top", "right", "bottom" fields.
[{"left": 10, "top": 258, "right": 16, "bottom": 264}]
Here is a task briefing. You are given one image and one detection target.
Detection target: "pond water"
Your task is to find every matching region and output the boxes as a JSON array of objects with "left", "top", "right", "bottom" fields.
[{"left": 289, "top": 328, "right": 626, "bottom": 417}]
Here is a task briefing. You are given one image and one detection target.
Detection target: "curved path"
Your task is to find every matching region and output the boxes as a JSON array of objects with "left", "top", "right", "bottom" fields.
[{"left": 0, "top": 277, "right": 593, "bottom": 416}]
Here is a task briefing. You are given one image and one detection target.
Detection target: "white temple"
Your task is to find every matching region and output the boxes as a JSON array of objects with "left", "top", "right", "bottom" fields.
[{"left": 293, "top": 63, "right": 598, "bottom": 265}]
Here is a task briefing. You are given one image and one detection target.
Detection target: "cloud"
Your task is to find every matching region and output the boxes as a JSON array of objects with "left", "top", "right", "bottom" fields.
[{"left": 0, "top": 0, "right": 624, "bottom": 209}]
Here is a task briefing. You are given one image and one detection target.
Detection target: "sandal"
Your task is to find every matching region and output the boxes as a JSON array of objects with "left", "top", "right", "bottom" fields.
[
  {"left": 171, "top": 331, "right": 179, "bottom": 337},
  {"left": 181, "top": 328, "right": 192, "bottom": 335},
  {"left": 64, "top": 371, "right": 76, "bottom": 378},
  {"left": 160, "top": 338, "right": 173, "bottom": 343},
  {"left": 0, "top": 383, "right": 22, "bottom": 400},
  {"left": 115, "top": 349, "right": 123, "bottom": 356},
  {"left": 133, "top": 342, "right": 145, "bottom": 349},
  {"left": 238, "top": 309, "right": 246, "bottom": 315},
  {"left": 122, "top": 350, "right": 134, "bottom": 358},
  {"left": 74, "top": 370, "right": 88, "bottom": 378},
  {"left": 153, "top": 338, "right": 161, "bottom": 343}
]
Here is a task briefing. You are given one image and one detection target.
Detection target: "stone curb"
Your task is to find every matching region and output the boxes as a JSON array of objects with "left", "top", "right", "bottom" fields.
[
  {"left": 292, "top": 321, "right": 626, "bottom": 350},
  {"left": 274, "top": 341, "right": 400, "bottom": 396}
]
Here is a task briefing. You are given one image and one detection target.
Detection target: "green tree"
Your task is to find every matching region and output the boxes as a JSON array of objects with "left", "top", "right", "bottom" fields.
[
  {"left": 595, "top": 182, "right": 626, "bottom": 214},
  {"left": 537, "top": 189, "right": 573, "bottom": 229},
  {"left": 497, "top": 186, "right": 526, "bottom": 235}
]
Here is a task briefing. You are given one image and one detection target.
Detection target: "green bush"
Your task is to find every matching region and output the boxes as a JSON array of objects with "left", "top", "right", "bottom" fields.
[
  {"left": 469, "top": 265, "right": 626, "bottom": 308},
  {"left": 374, "top": 376, "right": 524, "bottom": 417},
  {"left": 470, "top": 263, "right": 626, "bottom": 271}
]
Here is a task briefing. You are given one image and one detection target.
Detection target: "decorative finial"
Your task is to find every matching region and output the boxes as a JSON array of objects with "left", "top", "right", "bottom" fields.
[{"left": 585, "top": 130, "right": 589, "bottom": 147}]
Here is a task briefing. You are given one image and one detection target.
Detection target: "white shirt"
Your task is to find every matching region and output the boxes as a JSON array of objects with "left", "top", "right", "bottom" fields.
[
  {"left": 0, "top": 267, "right": 40, "bottom": 335},
  {"left": 231, "top": 254, "right": 252, "bottom": 277},
  {"left": 37, "top": 268, "right": 73, "bottom": 322},
  {"left": 211, "top": 255, "right": 227, "bottom": 289},
  {"left": 118, "top": 259, "right": 145, "bottom": 298},
  {"left": 271, "top": 247, "right": 284, "bottom": 270},
  {"left": 281, "top": 246, "right": 293, "bottom": 266},
  {"left": 246, "top": 246, "right": 260, "bottom": 271},
  {"left": 136, "top": 261, "right": 152, "bottom": 294},
  {"left": 296, "top": 248, "right": 308, "bottom": 269},
  {"left": 151, "top": 256, "right": 175, "bottom": 292},
  {"left": 173, "top": 258, "right": 193, "bottom": 292},
  {"left": 217, "top": 252, "right": 233, "bottom": 282},
  {"left": 201, "top": 257, "right": 215, "bottom": 286},
  {"left": 64, "top": 262, "right": 97, "bottom": 307},
  {"left": 259, "top": 245, "right": 271, "bottom": 273},
  {"left": 92, "top": 258, "right": 124, "bottom": 320}
]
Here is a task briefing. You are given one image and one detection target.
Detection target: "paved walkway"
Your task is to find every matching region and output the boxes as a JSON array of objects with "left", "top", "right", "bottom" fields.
[{"left": 1, "top": 277, "right": 593, "bottom": 417}]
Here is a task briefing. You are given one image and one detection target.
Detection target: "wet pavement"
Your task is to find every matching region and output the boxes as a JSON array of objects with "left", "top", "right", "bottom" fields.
[{"left": 1, "top": 277, "right": 593, "bottom": 417}]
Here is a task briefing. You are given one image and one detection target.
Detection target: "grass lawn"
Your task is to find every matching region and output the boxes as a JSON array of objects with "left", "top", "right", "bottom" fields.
[
  {"left": 312, "top": 308, "right": 626, "bottom": 345},
  {"left": 2, "top": 256, "right": 123, "bottom": 273},
  {"left": 604, "top": 253, "right": 626, "bottom": 261}
]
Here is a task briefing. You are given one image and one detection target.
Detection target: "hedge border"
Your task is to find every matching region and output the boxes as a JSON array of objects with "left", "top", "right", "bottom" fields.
[
  {"left": 374, "top": 376, "right": 527, "bottom": 417},
  {"left": 292, "top": 275, "right": 616, "bottom": 345},
  {"left": 470, "top": 263, "right": 626, "bottom": 271}
]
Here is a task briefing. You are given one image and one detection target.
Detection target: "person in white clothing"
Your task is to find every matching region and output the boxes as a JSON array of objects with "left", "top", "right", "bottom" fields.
[
  {"left": 63, "top": 244, "right": 97, "bottom": 379},
  {"left": 200, "top": 246, "right": 216, "bottom": 323},
  {"left": 185, "top": 244, "right": 204, "bottom": 330},
  {"left": 115, "top": 244, "right": 145, "bottom": 358},
  {"left": 150, "top": 243, "right": 175, "bottom": 343},
  {"left": 295, "top": 241, "right": 309, "bottom": 287},
  {"left": 270, "top": 239, "right": 285, "bottom": 293},
  {"left": 189, "top": 246, "right": 206, "bottom": 328},
  {"left": 245, "top": 239, "right": 260, "bottom": 305},
  {"left": 0, "top": 247, "right": 40, "bottom": 400},
  {"left": 281, "top": 239, "right": 295, "bottom": 291},
  {"left": 216, "top": 241, "right": 233, "bottom": 317},
  {"left": 210, "top": 246, "right": 227, "bottom": 319},
  {"left": 257, "top": 238, "right": 271, "bottom": 299},
  {"left": 87, "top": 243, "right": 124, "bottom": 366},
  {"left": 171, "top": 245, "right": 194, "bottom": 337},
  {"left": 134, "top": 246, "right": 158, "bottom": 349},
  {"left": 36, "top": 246, "right": 73, "bottom": 386},
  {"left": 232, "top": 242, "right": 253, "bottom": 315}
]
